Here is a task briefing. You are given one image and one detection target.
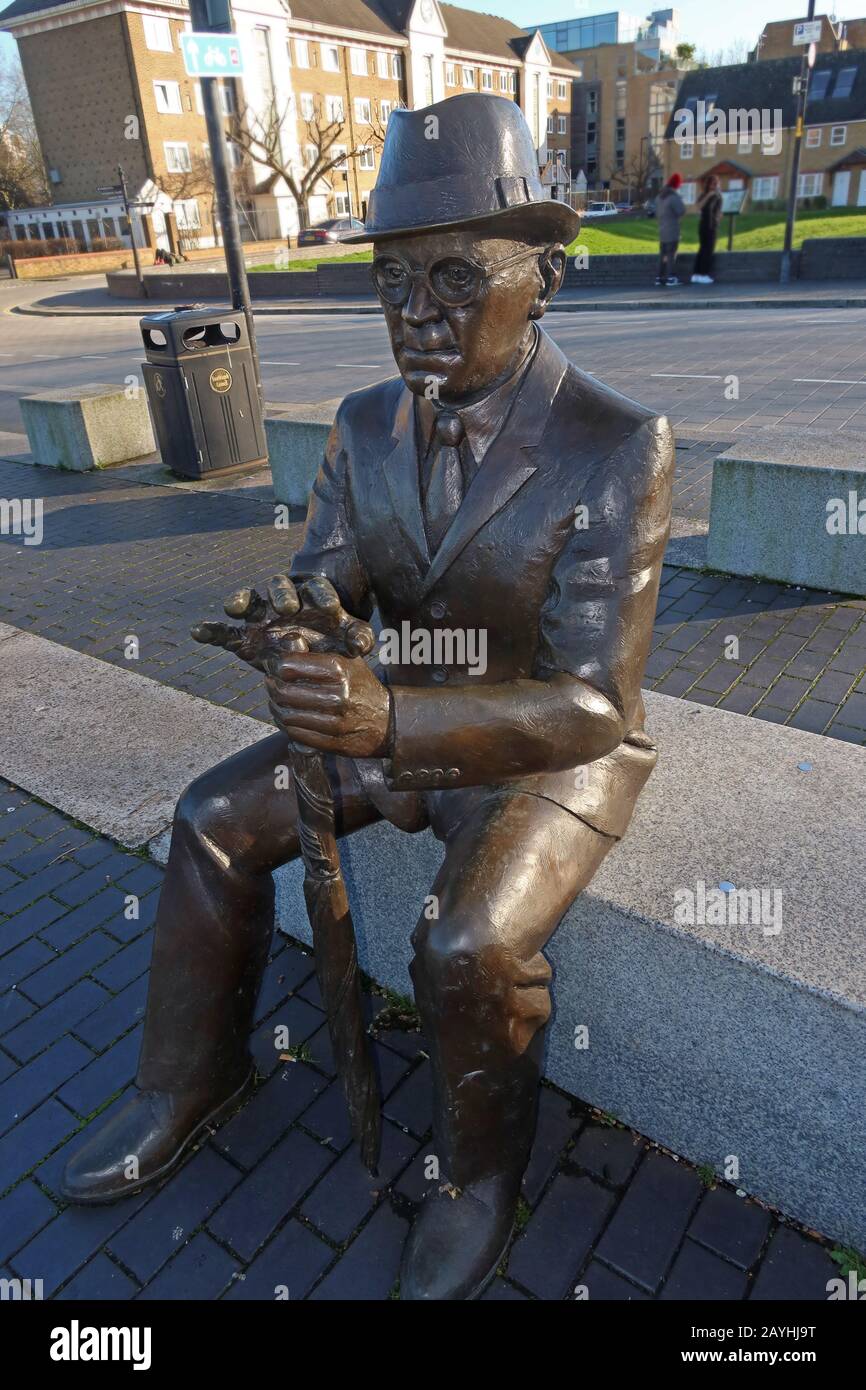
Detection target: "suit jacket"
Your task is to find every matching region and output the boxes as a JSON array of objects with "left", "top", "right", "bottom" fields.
[{"left": 291, "top": 327, "right": 674, "bottom": 839}]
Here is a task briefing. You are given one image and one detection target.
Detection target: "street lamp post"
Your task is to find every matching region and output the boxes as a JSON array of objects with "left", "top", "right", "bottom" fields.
[{"left": 780, "top": 0, "right": 817, "bottom": 284}]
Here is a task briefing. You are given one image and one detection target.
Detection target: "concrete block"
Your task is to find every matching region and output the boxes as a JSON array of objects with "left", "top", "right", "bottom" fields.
[
  {"left": 276, "top": 691, "right": 866, "bottom": 1250},
  {"left": 266, "top": 402, "right": 339, "bottom": 507},
  {"left": 707, "top": 428, "right": 866, "bottom": 596},
  {"left": 19, "top": 382, "right": 156, "bottom": 471}
]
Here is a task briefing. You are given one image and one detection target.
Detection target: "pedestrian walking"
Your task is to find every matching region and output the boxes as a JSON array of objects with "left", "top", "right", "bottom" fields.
[
  {"left": 655, "top": 173, "right": 685, "bottom": 287},
  {"left": 692, "top": 174, "right": 723, "bottom": 284}
]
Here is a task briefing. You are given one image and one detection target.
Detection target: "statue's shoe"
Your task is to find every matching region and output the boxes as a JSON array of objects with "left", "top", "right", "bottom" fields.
[
  {"left": 60, "top": 1066, "right": 254, "bottom": 1205},
  {"left": 400, "top": 1176, "right": 517, "bottom": 1300}
]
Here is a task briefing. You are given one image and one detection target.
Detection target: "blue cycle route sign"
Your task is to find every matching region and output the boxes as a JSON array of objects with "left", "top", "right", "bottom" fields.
[{"left": 180, "top": 32, "right": 245, "bottom": 78}]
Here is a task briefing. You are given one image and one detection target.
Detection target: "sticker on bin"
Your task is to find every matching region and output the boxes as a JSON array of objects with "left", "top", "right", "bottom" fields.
[{"left": 210, "top": 368, "right": 233, "bottom": 394}]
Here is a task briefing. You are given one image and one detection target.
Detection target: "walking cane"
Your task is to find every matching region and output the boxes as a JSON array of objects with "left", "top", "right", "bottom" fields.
[{"left": 192, "top": 577, "right": 382, "bottom": 1173}]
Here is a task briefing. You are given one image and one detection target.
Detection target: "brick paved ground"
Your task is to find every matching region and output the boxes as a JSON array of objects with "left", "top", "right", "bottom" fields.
[
  {"left": 0, "top": 784, "right": 849, "bottom": 1300},
  {"left": 1, "top": 456, "right": 865, "bottom": 745}
]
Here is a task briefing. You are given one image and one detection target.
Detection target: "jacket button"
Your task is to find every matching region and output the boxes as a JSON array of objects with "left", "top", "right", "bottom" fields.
[
  {"left": 398, "top": 772, "right": 413, "bottom": 786},
  {"left": 432, "top": 667, "right": 448, "bottom": 683},
  {"left": 417, "top": 768, "right": 430, "bottom": 778},
  {"left": 432, "top": 767, "right": 445, "bottom": 779},
  {"left": 430, "top": 601, "right": 447, "bottom": 620},
  {"left": 446, "top": 768, "right": 460, "bottom": 780}
]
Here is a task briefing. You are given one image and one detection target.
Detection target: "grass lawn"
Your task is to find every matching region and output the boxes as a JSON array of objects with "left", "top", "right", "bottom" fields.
[
  {"left": 572, "top": 207, "right": 866, "bottom": 256},
  {"left": 248, "top": 251, "right": 372, "bottom": 272}
]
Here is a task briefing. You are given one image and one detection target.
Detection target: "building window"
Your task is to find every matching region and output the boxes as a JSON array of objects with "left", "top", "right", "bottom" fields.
[
  {"left": 547, "top": 115, "right": 554, "bottom": 134},
  {"left": 334, "top": 193, "right": 351, "bottom": 215},
  {"left": 809, "top": 70, "right": 832, "bottom": 100},
  {"left": 350, "top": 47, "right": 368, "bottom": 76},
  {"left": 588, "top": 89, "right": 598, "bottom": 115},
  {"left": 391, "top": 54, "right": 402, "bottom": 80},
  {"left": 220, "top": 82, "right": 236, "bottom": 116},
  {"left": 143, "top": 16, "right": 172, "bottom": 52},
  {"left": 798, "top": 172, "right": 824, "bottom": 198},
  {"left": 325, "top": 95, "right": 343, "bottom": 122},
  {"left": 830, "top": 125, "right": 847, "bottom": 146},
  {"left": 294, "top": 38, "right": 310, "bottom": 68},
  {"left": 331, "top": 144, "right": 348, "bottom": 170},
  {"left": 481, "top": 69, "right": 493, "bottom": 91},
  {"left": 833, "top": 66, "right": 857, "bottom": 99},
  {"left": 300, "top": 93, "right": 315, "bottom": 120},
  {"left": 380, "top": 100, "right": 393, "bottom": 124},
  {"left": 358, "top": 146, "right": 375, "bottom": 171},
  {"left": 228, "top": 142, "right": 243, "bottom": 170},
  {"left": 680, "top": 182, "right": 697, "bottom": 204},
  {"left": 556, "top": 149, "right": 566, "bottom": 164},
  {"left": 164, "top": 141, "right": 191, "bottom": 173},
  {"left": 546, "top": 78, "right": 553, "bottom": 98},
  {"left": 805, "top": 127, "right": 822, "bottom": 147},
  {"left": 681, "top": 140, "right": 693, "bottom": 159},
  {"left": 446, "top": 63, "right": 456, "bottom": 87},
  {"left": 377, "top": 51, "right": 390, "bottom": 79},
  {"left": 175, "top": 199, "right": 200, "bottom": 230},
  {"left": 354, "top": 97, "right": 372, "bottom": 124},
  {"left": 153, "top": 81, "right": 182, "bottom": 115},
  {"left": 558, "top": 115, "right": 566, "bottom": 134},
  {"left": 304, "top": 144, "right": 318, "bottom": 169},
  {"left": 557, "top": 80, "right": 567, "bottom": 100},
  {"left": 462, "top": 66, "right": 475, "bottom": 87},
  {"left": 321, "top": 43, "right": 340, "bottom": 72},
  {"left": 752, "top": 176, "right": 779, "bottom": 201}
]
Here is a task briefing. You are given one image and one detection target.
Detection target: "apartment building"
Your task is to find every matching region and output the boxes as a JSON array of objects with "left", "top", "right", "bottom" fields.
[
  {"left": 751, "top": 14, "right": 866, "bottom": 62},
  {"left": 664, "top": 51, "right": 866, "bottom": 211},
  {"left": 533, "top": 10, "right": 686, "bottom": 198},
  {"left": 0, "top": 0, "right": 580, "bottom": 251}
]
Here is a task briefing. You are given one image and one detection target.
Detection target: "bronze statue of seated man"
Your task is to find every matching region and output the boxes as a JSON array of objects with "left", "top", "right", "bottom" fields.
[{"left": 62, "top": 94, "right": 674, "bottom": 1302}]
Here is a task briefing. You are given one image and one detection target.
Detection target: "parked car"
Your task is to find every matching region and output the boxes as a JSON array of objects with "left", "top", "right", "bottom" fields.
[
  {"left": 644, "top": 198, "right": 657, "bottom": 218},
  {"left": 582, "top": 201, "right": 618, "bottom": 218},
  {"left": 297, "top": 217, "right": 368, "bottom": 246}
]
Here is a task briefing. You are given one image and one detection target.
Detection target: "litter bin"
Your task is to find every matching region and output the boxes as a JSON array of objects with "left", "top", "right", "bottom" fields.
[{"left": 141, "top": 307, "right": 267, "bottom": 479}]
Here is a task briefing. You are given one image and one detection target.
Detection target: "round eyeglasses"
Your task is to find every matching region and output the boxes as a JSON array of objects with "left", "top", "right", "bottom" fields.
[{"left": 371, "top": 247, "right": 544, "bottom": 309}]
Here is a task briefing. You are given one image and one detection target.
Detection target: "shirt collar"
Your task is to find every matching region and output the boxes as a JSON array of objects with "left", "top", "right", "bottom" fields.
[{"left": 416, "top": 325, "right": 539, "bottom": 467}]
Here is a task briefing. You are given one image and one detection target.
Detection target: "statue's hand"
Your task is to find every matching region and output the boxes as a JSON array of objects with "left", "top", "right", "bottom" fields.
[{"left": 191, "top": 574, "right": 375, "bottom": 671}]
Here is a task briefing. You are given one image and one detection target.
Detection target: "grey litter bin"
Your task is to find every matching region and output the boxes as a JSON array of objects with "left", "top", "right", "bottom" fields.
[{"left": 141, "top": 307, "right": 267, "bottom": 479}]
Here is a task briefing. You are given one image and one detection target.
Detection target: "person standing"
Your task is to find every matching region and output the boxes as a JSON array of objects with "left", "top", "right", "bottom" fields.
[
  {"left": 692, "top": 174, "right": 723, "bottom": 284},
  {"left": 655, "top": 173, "right": 685, "bottom": 286}
]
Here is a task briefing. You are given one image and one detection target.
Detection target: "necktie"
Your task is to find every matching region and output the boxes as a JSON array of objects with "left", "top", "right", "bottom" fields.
[{"left": 423, "top": 410, "right": 465, "bottom": 554}]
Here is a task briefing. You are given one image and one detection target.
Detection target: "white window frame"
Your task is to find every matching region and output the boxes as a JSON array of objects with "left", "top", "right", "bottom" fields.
[
  {"left": 805, "top": 127, "right": 822, "bottom": 147},
  {"left": 377, "top": 51, "right": 390, "bottom": 80},
  {"left": 380, "top": 99, "right": 393, "bottom": 124},
  {"left": 143, "top": 16, "right": 172, "bottom": 52},
  {"left": 462, "top": 65, "right": 475, "bottom": 88},
  {"left": 299, "top": 92, "right": 315, "bottom": 121},
  {"left": 153, "top": 80, "right": 182, "bottom": 115},
  {"left": 321, "top": 43, "right": 340, "bottom": 72},
  {"left": 175, "top": 198, "right": 200, "bottom": 230},
  {"left": 350, "top": 46, "right": 367, "bottom": 77},
  {"left": 557, "top": 80, "right": 567, "bottom": 100},
  {"left": 547, "top": 115, "right": 554, "bottom": 134},
  {"left": 797, "top": 171, "right": 824, "bottom": 198},
  {"left": 163, "top": 140, "right": 191, "bottom": 173},
  {"left": 558, "top": 115, "right": 566, "bottom": 134},
  {"left": 391, "top": 54, "right": 402, "bottom": 80},
  {"left": 446, "top": 62, "right": 456, "bottom": 87},
  {"left": 752, "top": 176, "right": 779, "bottom": 201},
  {"left": 358, "top": 145, "right": 375, "bottom": 171},
  {"left": 680, "top": 181, "right": 697, "bottom": 204},
  {"left": 334, "top": 192, "right": 351, "bottom": 215},
  {"left": 331, "top": 144, "right": 348, "bottom": 171},
  {"left": 830, "top": 125, "right": 847, "bottom": 146},
  {"left": 546, "top": 78, "right": 553, "bottom": 98},
  {"left": 325, "top": 94, "right": 344, "bottom": 122},
  {"left": 481, "top": 68, "right": 493, "bottom": 91},
  {"left": 294, "top": 38, "right": 310, "bottom": 68},
  {"left": 354, "top": 97, "right": 372, "bottom": 125},
  {"left": 304, "top": 143, "right": 318, "bottom": 170}
]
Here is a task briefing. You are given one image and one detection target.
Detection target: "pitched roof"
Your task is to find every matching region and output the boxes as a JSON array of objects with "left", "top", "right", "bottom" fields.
[
  {"left": 664, "top": 51, "right": 866, "bottom": 139},
  {"left": 0, "top": 0, "right": 75, "bottom": 22}
]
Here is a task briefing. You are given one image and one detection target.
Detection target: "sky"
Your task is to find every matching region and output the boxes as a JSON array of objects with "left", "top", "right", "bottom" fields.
[{"left": 1, "top": 1, "right": 865, "bottom": 67}]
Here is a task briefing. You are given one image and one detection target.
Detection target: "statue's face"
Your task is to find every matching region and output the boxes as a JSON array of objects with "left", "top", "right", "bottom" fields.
[{"left": 373, "top": 228, "right": 557, "bottom": 402}]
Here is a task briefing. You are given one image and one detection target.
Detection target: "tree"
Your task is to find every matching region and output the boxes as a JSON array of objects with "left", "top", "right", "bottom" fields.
[
  {"left": 675, "top": 42, "right": 696, "bottom": 67},
  {"left": 0, "top": 58, "right": 49, "bottom": 210},
  {"left": 161, "top": 150, "right": 244, "bottom": 248},
  {"left": 695, "top": 40, "right": 750, "bottom": 69},
  {"left": 227, "top": 94, "right": 389, "bottom": 232}
]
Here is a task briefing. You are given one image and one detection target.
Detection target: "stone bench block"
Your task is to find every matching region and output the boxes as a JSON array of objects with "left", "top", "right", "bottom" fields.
[
  {"left": 19, "top": 382, "right": 156, "bottom": 471},
  {"left": 707, "top": 428, "right": 866, "bottom": 596},
  {"left": 265, "top": 402, "right": 339, "bottom": 507},
  {"left": 276, "top": 691, "right": 866, "bottom": 1251}
]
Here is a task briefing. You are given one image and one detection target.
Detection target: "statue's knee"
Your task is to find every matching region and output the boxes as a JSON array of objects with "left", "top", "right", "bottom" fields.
[
  {"left": 413, "top": 912, "right": 484, "bottom": 993},
  {"left": 174, "top": 775, "right": 232, "bottom": 863}
]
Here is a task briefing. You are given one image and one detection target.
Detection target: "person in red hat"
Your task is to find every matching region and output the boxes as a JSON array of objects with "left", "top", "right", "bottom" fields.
[{"left": 656, "top": 172, "right": 686, "bottom": 286}]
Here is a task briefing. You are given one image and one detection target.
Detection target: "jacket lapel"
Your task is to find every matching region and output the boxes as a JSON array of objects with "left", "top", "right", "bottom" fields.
[
  {"left": 419, "top": 329, "right": 568, "bottom": 598},
  {"left": 381, "top": 386, "right": 430, "bottom": 573}
]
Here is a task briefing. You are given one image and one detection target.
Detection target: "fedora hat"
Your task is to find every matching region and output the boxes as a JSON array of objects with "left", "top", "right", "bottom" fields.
[{"left": 344, "top": 92, "right": 580, "bottom": 246}]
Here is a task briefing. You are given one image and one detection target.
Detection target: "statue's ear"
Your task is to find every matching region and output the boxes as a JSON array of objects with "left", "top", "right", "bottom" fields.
[{"left": 530, "top": 245, "right": 566, "bottom": 318}]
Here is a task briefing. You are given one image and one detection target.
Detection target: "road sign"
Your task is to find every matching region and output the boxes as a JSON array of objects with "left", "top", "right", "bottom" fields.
[
  {"left": 793, "top": 20, "right": 822, "bottom": 45},
  {"left": 180, "top": 31, "right": 244, "bottom": 77}
]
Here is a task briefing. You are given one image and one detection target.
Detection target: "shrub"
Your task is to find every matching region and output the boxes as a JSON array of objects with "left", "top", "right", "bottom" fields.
[{"left": 0, "top": 236, "right": 85, "bottom": 259}]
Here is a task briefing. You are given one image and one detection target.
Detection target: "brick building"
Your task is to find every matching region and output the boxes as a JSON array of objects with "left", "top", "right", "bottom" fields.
[
  {"left": 750, "top": 13, "right": 866, "bottom": 62},
  {"left": 0, "top": 0, "right": 579, "bottom": 252},
  {"left": 664, "top": 50, "right": 866, "bottom": 212}
]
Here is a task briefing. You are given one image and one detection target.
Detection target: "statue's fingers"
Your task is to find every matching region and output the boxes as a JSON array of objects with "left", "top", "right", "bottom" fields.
[
  {"left": 190, "top": 621, "right": 244, "bottom": 650},
  {"left": 300, "top": 575, "right": 342, "bottom": 618},
  {"left": 344, "top": 619, "right": 376, "bottom": 657},
  {"left": 224, "top": 587, "right": 267, "bottom": 621},
  {"left": 267, "top": 575, "right": 300, "bottom": 618}
]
